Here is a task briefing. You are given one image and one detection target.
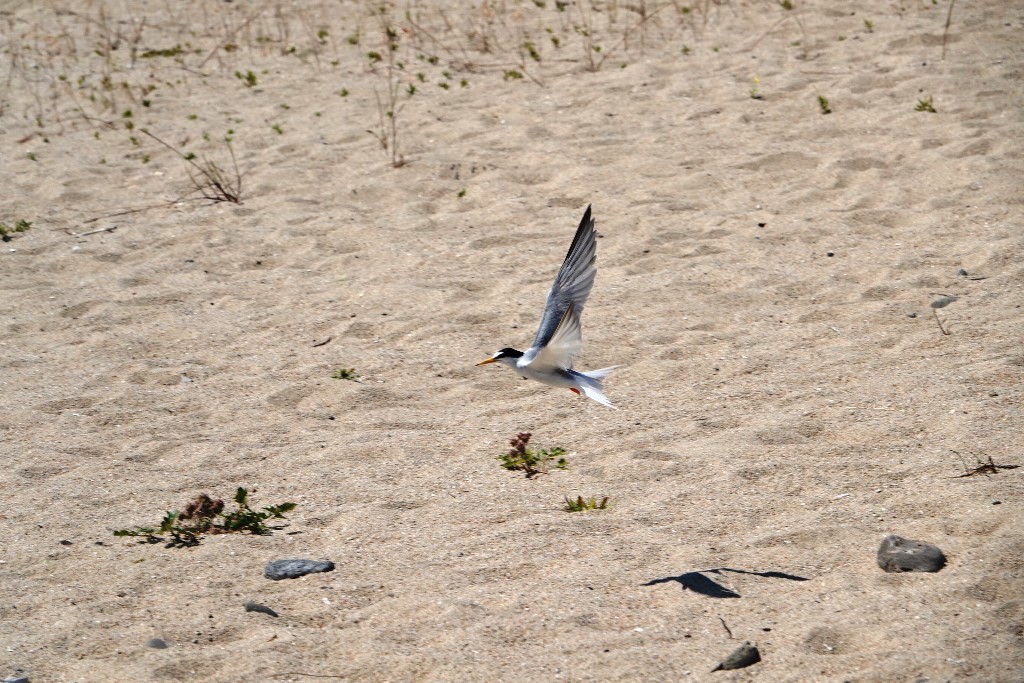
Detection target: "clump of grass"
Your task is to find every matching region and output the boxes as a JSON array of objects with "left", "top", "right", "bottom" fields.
[
  {"left": 498, "top": 432, "right": 568, "bottom": 478},
  {"left": 234, "top": 69, "right": 258, "bottom": 88},
  {"left": 503, "top": 69, "right": 524, "bottom": 81},
  {"left": 915, "top": 96, "right": 936, "bottom": 113},
  {"left": 564, "top": 495, "right": 610, "bottom": 512},
  {"left": 817, "top": 95, "right": 832, "bottom": 114},
  {"left": 0, "top": 219, "right": 32, "bottom": 241},
  {"left": 114, "top": 488, "right": 296, "bottom": 548},
  {"left": 331, "top": 367, "right": 360, "bottom": 381}
]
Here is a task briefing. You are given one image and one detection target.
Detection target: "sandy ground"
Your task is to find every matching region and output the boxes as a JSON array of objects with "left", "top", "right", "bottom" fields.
[{"left": 1, "top": 1, "right": 1022, "bottom": 681}]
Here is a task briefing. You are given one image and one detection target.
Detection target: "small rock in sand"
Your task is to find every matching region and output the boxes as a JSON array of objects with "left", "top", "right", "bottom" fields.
[
  {"left": 712, "top": 641, "right": 761, "bottom": 671},
  {"left": 264, "top": 559, "right": 335, "bottom": 580},
  {"left": 877, "top": 535, "right": 946, "bottom": 573},
  {"left": 145, "top": 638, "right": 168, "bottom": 649}
]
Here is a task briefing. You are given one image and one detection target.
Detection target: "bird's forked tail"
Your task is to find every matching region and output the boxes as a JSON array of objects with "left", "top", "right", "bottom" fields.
[{"left": 575, "top": 366, "right": 621, "bottom": 408}]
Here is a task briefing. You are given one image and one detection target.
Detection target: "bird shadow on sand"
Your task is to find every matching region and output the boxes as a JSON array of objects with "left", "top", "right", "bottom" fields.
[{"left": 642, "top": 568, "right": 810, "bottom": 599}]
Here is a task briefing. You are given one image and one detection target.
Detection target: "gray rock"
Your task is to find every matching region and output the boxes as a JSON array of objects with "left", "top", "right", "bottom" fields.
[
  {"left": 930, "top": 295, "right": 959, "bottom": 309},
  {"left": 2, "top": 673, "right": 30, "bottom": 683},
  {"left": 877, "top": 535, "right": 946, "bottom": 573},
  {"left": 145, "top": 638, "right": 168, "bottom": 649},
  {"left": 244, "top": 601, "right": 279, "bottom": 617},
  {"left": 712, "top": 641, "right": 761, "bottom": 671},
  {"left": 264, "top": 559, "right": 335, "bottom": 580}
]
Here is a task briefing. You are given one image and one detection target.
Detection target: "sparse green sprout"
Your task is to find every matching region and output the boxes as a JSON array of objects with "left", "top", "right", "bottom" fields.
[
  {"left": 280, "top": 103, "right": 290, "bottom": 110},
  {"left": 564, "top": 496, "right": 610, "bottom": 512},
  {"left": 142, "top": 154, "right": 150, "bottom": 163},
  {"left": 187, "top": 113, "right": 198, "bottom": 120},
  {"left": 367, "top": 50, "right": 382, "bottom": 63},
  {"left": 317, "top": 29, "right": 329, "bottom": 41},
  {"left": 681, "top": 45, "right": 691, "bottom": 55},
  {"left": 551, "top": 36, "right": 561, "bottom": 48},
  {"left": 271, "top": 124, "right": 283, "bottom": 134},
  {"left": 779, "top": 0, "right": 793, "bottom": 9},
  {"left": 142, "top": 99, "right": 151, "bottom": 107},
  {"left": 331, "top": 367, "right": 360, "bottom": 381},
  {"left": 235, "top": 70, "right": 257, "bottom": 88},
  {"left": 0, "top": 219, "right": 32, "bottom": 241},
  {"left": 498, "top": 432, "right": 568, "bottom": 478},
  {"left": 141, "top": 45, "right": 183, "bottom": 58},
  {"left": 864, "top": 19, "right": 874, "bottom": 32},
  {"left": 407, "top": 84, "right": 417, "bottom": 96},
  {"left": 524, "top": 41, "right": 541, "bottom": 62},
  {"left": 438, "top": 82, "right": 450, "bottom": 90},
  {"left": 503, "top": 69, "right": 524, "bottom": 81},
  {"left": 915, "top": 96, "right": 936, "bottom": 113},
  {"left": 458, "top": 188, "right": 466, "bottom": 198},
  {"left": 817, "top": 95, "right": 832, "bottom": 114},
  {"left": 460, "top": 79, "right": 469, "bottom": 88},
  {"left": 113, "top": 488, "right": 297, "bottom": 548},
  {"left": 122, "top": 109, "right": 133, "bottom": 118},
  {"left": 26, "top": 152, "right": 37, "bottom": 161},
  {"left": 347, "top": 34, "right": 359, "bottom": 45},
  {"left": 338, "top": 88, "right": 350, "bottom": 97},
  {"left": 184, "top": 152, "right": 196, "bottom": 161}
]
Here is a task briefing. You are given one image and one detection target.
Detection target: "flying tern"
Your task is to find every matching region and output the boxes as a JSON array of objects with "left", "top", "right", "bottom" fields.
[{"left": 476, "top": 205, "right": 619, "bottom": 407}]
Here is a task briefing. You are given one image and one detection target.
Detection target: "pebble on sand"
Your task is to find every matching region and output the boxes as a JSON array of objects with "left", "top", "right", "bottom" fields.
[
  {"left": 877, "top": 535, "right": 946, "bottom": 573},
  {"left": 712, "top": 641, "right": 761, "bottom": 671},
  {"left": 145, "top": 638, "right": 168, "bottom": 649},
  {"left": 264, "top": 558, "right": 335, "bottom": 580}
]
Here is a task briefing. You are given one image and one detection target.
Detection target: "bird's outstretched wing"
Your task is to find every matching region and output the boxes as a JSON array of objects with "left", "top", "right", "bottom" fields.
[
  {"left": 529, "top": 205, "right": 597, "bottom": 363},
  {"left": 531, "top": 303, "right": 583, "bottom": 371}
]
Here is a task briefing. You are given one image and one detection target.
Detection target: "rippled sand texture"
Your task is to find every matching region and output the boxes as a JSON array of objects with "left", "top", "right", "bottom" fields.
[{"left": 1, "top": 1, "right": 1022, "bottom": 681}]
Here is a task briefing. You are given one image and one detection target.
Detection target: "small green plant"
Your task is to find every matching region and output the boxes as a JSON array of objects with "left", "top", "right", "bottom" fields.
[
  {"left": 271, "top": 123, "right": 283, "bottom": 134},
  {"left": 523, "top": 41, "right": 541, "bottom": 62},
  {"left": 114, "top": 488, "right": 296, "bottom": 547},
  {"left": 26, "top": 152, "right": 36, "bottom": 161},
  {"left": 331, "top": 367, "right": 360, "bottom": 381},
  {"left": 498, "top": 432, "right": 568, "bottom": 478},
  {"left": 817, "top": 95, "right": 832, "bottom": 114},
  {"left": 503, "top": 69, "right": 524, "bottom": 81},
  {"left": 564, "top": 495, "right": 610, "bottom": 512},
  {"left": 915, "top": 96, "right": 936, "bottom": 113},
  {"left": 338, "top": 88, "right": 349, "bottom": 97},
  {"left": 141, "top": 45, "right": 184, "bottom": 58},
  {"left": 750, "top": 76, "right": 763, "bottom": 100},
  {"left": 234, "top": 70, "right": 257, "bottom": 88},
  {"left": 0, "top": 219, "right": 32, "bottom": 241},
  {"left": 779, "top": 0, "right": 793, "bottom": 9},
  {"left": 457, "top": 188, "right": 466, "bottom": 198},
  {"left": 864, "top": 18, "right": 874, "bottom": 32}
]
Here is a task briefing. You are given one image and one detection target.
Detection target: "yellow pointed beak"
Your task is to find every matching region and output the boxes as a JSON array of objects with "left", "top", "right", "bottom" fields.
[{"left": 476, "top": 357, "right": 497, "bottom": 366}]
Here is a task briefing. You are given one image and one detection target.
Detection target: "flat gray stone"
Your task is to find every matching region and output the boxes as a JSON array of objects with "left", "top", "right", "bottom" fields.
[
  {"left": 877, "top": 535, "right": 946, "bottom": 573},
  {"left": 264, "top": 559, "right": 335, "bottom": 580},
  {"left": 145, "top": 638, "right": 168, "bottom": 649},
  {"left": 712, "top": 641, "right": 761, "bottom": 671}
]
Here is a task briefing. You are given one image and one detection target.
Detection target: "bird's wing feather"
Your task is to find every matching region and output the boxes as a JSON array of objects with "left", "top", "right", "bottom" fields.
[
  {"left": 530, "top": 205, "right": 597, "bottom": 353},
  {"left": 530, "top": 303, "right": 583, "bottom": 371}
]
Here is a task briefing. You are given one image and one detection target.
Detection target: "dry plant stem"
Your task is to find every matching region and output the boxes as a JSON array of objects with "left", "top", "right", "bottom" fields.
[
  {"left": 197, "top": 10, "right": 260, "bottom": 69},
  {"left": 933, "top": 309, "right": 950, "bottom": 335},
  {"left": 140, "top": 129, "right": 242, "bottom": 203},
  {"left": 942, "top": 0, "right": 956, "bottom": 60}
]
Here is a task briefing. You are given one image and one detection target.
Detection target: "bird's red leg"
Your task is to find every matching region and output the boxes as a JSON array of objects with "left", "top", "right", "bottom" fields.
[{"left": 569, "top": 388, "right": 581, "bottom": 395}]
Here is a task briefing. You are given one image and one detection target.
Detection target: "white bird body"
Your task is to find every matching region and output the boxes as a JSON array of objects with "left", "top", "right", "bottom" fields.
[{"left": 477, "top": 205, "right": 619, "bottom": 408}]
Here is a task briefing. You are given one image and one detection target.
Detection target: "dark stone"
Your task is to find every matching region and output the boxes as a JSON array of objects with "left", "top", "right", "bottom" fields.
[
  {"left": 712, "top": 641, "right": 761, "bottom": 671},
  {"left": 244, "top": 601, "right": 279, "bottom": 617},
  {"left": 930, "top": 295, "right": 959, "bottom": 309},
  {"left": 145, "top": 638, "right": 168, "bottom": 649},
  {"left": 877, "top": 535, "right": 946, "bottom": 573},
  {"left": 264, "top": 559, "right": 335, "bottom": 580}
]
